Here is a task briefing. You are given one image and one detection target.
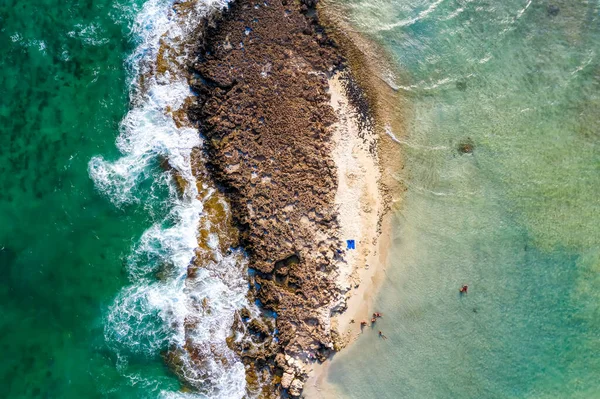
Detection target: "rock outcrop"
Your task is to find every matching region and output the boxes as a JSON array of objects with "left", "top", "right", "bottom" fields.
[{"left": 185, "top": 0, "right": 365, "bottom": 396}]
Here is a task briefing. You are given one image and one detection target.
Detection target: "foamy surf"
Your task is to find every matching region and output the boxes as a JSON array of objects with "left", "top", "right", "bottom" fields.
[
  {"left": 88, "top": 80, "right": 199, "bottom": 207},
  {"left": 88, "top": 0, "right": 249, "bottom": 397}
]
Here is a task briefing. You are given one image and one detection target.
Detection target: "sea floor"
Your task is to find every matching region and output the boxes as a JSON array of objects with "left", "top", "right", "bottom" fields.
[{"left": 326, "top": 0, "right": 600, "bottom": 398}]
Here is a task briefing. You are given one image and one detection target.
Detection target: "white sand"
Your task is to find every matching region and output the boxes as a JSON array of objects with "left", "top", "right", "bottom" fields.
[{"left": 302, "top": 73, "right": 391, "bottom": 398}]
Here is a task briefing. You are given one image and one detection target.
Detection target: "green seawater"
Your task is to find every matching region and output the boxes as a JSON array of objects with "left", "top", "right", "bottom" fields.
[
  {"left": 0, "top": 0, "right": 182, "bottom": 397},
  {"left": 2, "top": 0, "right": 599, "bottom": 397},
  {"left": 329, "top": 0, "right": 600, "bottom": 398}
]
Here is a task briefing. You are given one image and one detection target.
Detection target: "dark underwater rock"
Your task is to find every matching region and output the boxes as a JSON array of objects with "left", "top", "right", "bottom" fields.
[
  {"left": 458, "top": 138, "right": 474, "bottom": 154},
  {"left": 548, "top": 5, "right": 560, "bottom": 17}
]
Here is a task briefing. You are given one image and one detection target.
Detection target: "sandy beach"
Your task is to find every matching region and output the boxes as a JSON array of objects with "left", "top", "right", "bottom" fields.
[{"left": 302, "top": 73, "right": 394, "bottom": 398}]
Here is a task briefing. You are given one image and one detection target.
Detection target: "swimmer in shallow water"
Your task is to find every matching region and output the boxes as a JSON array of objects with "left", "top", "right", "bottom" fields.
[{"left": 379, "top": 331, "right": 387, "bottom": 340}]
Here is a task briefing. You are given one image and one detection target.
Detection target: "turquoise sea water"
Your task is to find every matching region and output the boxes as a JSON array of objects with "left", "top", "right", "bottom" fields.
[
  {"left": 0, "top": 0, "right": 195, "bottom": 397},
  {"left": 329, "top": 0, "right": 600, "bottom": 398}
]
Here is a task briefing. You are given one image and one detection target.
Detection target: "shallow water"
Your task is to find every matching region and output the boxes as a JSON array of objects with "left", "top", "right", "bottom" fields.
[{"left": 328, "top": 0, "right": 600, "bottom": 398}]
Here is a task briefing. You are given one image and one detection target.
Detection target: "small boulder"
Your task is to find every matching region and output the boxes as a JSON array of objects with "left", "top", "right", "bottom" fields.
[
  {"left": 289, "top": 379, "right": 304, "bottom": 397},
  {"left": 281, "top": 371, "right": 295, "bottom": 389}
]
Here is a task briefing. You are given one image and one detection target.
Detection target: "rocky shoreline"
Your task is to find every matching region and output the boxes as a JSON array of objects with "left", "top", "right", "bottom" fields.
[{"left": 182, "top": 0, "right": 388, "bottom": 396}]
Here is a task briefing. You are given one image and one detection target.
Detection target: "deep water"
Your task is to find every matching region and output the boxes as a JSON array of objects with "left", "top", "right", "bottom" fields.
[
  {"left": 328, "top": 0, "right": 600, "bottom": 398},
  {"left": 0, "top": 0, "right": 183, "bottom": 397}
]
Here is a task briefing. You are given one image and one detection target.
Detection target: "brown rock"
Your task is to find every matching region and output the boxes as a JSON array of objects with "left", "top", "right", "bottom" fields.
[
  {"left": 281, "top": 371, "right": 295, "bottom": 389},
  {"left": 184, "top": 0, "right": 369, "bottom": 396},
  {"left": 289, "top": 379, "right": 304, "bottom": 397}
]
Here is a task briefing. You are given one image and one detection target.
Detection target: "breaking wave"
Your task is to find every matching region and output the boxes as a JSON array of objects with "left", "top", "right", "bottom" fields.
[{"left": 88, "top": 0, "right": 250, "bottom": 397}]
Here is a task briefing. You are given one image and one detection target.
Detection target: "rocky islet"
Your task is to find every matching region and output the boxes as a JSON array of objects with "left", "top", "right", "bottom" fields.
[{"left": 175, "top": 0, "right": 382, "bottom": 396}]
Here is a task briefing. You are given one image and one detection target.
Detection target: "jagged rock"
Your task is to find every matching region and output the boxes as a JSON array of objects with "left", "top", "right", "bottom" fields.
[
  {"left": 275, "top": 353, "right": 287, "bottom": 370},
  {"left": 289, "top": 379, "right": 304, "bottom": 397},
  {"left": 248, "top": 319, "right": 269, "bottom": 338},
  {"left": 281, "top": 371, "right": 295, "bottom": 389},
  {"left": 240, "top": 307, "right": 251, "bottom": 319}
]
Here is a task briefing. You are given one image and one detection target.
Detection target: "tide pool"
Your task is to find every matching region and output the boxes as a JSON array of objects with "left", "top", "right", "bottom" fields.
[{"left": 328, "top": 0, "right": 600, "bottom": 398}]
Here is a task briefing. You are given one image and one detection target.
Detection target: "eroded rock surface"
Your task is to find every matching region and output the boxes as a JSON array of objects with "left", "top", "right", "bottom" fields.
[{"left": 186, "top": 0, "right": 361, "bottom": 396}]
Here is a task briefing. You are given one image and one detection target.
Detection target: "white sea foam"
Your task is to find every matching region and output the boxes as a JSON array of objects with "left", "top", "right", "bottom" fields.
[
  {"left": 385, "top": 125, "right": 448, "bottom": 151},
  {"left": 68, "top": 23, "right": 110, "bottom": 46},
  {"left": 88, "top": 80, "right": 200, "bottom": 206},
  {"left": 127, "top": 197, "right": 204, "bottom": 279},
  {"left": 89, "top": 0, "right": 249, "bottom": 397},
  {"left": 373, "top": 0, "right": 445, "bottom": 32}
]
